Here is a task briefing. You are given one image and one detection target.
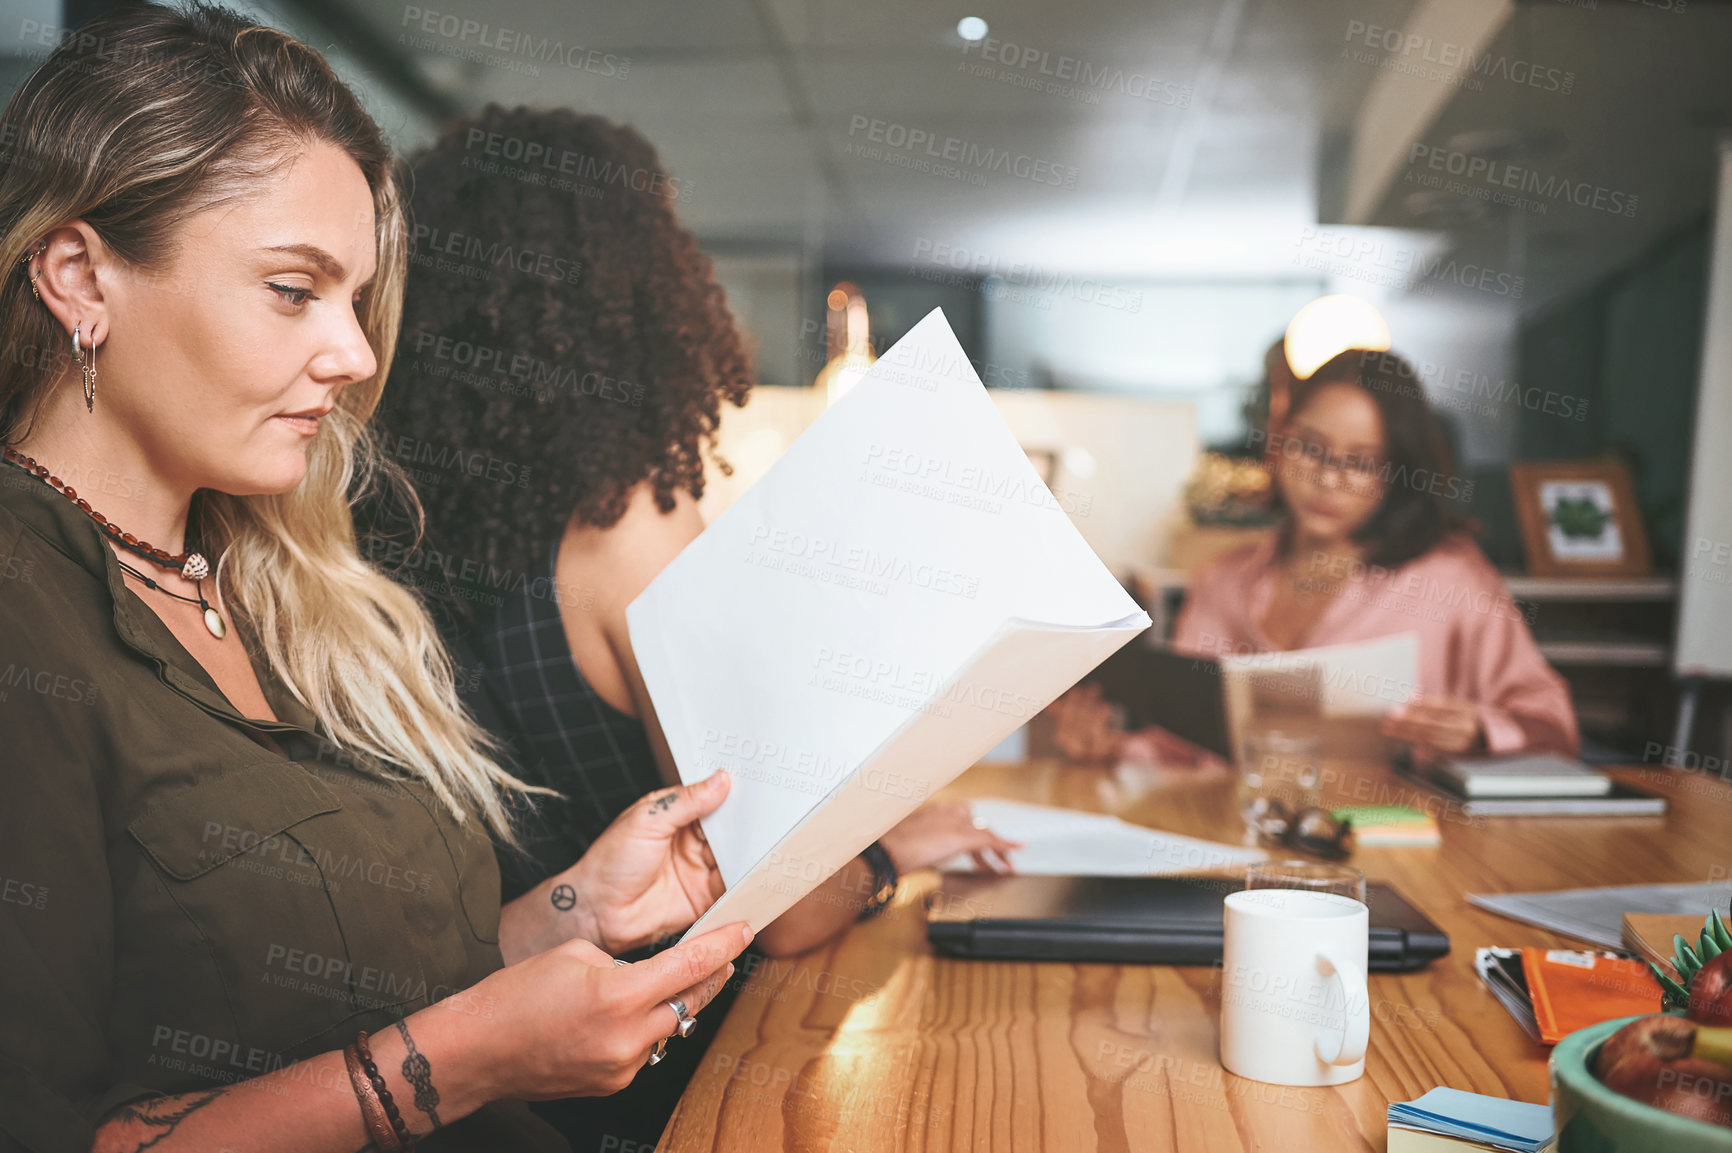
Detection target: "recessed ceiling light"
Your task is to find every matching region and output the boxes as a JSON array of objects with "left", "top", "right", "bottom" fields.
[{"left": 957, "top": 16, "right": 988, "bottom": 41}]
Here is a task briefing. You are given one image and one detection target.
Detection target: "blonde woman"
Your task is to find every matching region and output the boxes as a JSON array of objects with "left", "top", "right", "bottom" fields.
[{"left": 0, "top": 5, "right": 749, "bottom": 1152}]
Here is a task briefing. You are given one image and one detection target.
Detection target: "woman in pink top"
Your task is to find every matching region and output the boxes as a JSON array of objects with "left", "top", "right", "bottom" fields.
[{"left": 1054, "top": 348, "right": 1579, "bottom": 761}]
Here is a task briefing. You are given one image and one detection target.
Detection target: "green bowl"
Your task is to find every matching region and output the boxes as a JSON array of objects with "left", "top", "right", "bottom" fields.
[{"left": 1550, "top": 1014, "right": 1732, "bottom": 1152}]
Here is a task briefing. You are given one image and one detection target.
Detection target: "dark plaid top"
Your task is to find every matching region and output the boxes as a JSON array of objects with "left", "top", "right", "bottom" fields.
[
  {"left": 458, "top": 544, "right": 665, "bottom": 903},
  {"left": 453, "top": 543, "right": 747, "bottom": 1153}
]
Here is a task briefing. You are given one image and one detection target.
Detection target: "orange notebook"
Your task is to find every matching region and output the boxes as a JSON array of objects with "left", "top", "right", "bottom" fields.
[{"left": 1520, "top": 949, "right": 1662, "bottom": 1045}]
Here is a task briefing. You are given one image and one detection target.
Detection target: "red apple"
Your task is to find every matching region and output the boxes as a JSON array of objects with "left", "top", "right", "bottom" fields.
[
  {"left": 1690, "top": 951, "right": 1732, "bottom": 1028},
  {"left": 1595, "top": 1015, "right": 1732, "bottom": 1129}
]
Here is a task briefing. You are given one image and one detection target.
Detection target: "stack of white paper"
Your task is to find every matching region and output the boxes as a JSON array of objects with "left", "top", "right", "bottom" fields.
[
  {"left": 627, "top": 310, "right": 1150, "bottom": 937},
  {"left": 934, "top": 799, "right": 1265, "bottom": 876}
]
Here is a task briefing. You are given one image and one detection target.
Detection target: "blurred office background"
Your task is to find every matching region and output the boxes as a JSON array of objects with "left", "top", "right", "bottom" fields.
[{"left": 5, "top": 0, "right": 1729, "bottom": 759}]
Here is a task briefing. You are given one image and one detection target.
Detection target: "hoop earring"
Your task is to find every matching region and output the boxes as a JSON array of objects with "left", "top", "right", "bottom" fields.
[{"left": 72, "top": 323, "right": 96, "bottom": 413}]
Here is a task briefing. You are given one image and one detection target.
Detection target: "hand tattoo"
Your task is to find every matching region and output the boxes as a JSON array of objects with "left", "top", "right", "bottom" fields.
[
  {"left": 394, "top": 1019, "right": 441, "bottom": 1129},
  {"left": 104, "top": 1089, "right": 227, "bottom": 1152},
  {"left": 648, "top": 790, "right": 677, "bottom": 814}
]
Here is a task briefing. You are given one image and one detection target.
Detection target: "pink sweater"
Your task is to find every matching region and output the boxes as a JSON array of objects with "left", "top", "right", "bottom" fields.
[{"left": 1172, "top": 532, "right": 1580, "bottom": 756}]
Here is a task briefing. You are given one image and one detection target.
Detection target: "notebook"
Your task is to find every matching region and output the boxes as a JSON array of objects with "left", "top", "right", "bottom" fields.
[
  {"left": 1474, "top": 947, "right": 1660, "bottom": 1045},
  {"left": 1401, "top": 760, "right": 1666, "bottom": 817},
  {"left": 1435, "top": 753, "right": 1610, "bottom": 798},
  {"left": 1475, "top": 948, "right": 1539, "bottom": 1041},
  {"left": 1387, "top": 1087, "right": 1555, "bottom": 1153},
  {"left": 1522, "top": 949, "right": 1660, "bottom": 1043},
  {"left": 1622, "top": 912, "right": 1704, "bottom": 979},
  {"left": 1388, "top": 1131, "right": 1546, "bottom": 1153}
]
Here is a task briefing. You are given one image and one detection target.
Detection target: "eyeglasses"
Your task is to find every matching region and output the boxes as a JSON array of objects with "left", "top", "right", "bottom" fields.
[
  {"left": 1271, "top": 436, "right": 1386, "bottom": 486},
  {"left": 1242, "top": 797, "right": 1354, "bottom": 860}
]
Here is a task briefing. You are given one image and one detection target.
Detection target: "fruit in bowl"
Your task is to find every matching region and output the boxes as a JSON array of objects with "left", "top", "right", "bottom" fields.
[
  {"left": 1593, "top": 1015, "right": 1732, "bottom": 1128},
  {"left": 1691, "top": 952, "right": 1732, "bottom": 1029},
  {"left": 1553, "top": 1016, "right": 1732, "bottom": 1152},
  {"left": 1549, "top": 914, "right": 1732, "bottom": 1148}
]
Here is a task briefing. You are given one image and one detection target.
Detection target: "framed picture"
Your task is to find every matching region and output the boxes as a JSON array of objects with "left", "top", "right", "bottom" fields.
[{"left": 1509, "top": 460, "right": 1652, "bottom": 577}]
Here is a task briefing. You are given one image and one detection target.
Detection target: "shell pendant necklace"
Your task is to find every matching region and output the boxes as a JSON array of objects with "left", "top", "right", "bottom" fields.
[{"left": 1, "top": 446, "right": 228, "bottom": 638}]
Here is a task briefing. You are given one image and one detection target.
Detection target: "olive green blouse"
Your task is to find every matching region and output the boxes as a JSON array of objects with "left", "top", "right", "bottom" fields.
[{"left": 0, "top": 467, "right": 569, "bottom": 1152}]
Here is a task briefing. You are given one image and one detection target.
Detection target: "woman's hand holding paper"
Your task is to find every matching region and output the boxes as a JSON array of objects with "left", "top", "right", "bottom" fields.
[
  {"left": 500, "top": 772, "right": 732, "bottom": 963},
  {"left": 1382, "top": 697, "right": 1485, "bottom": 755}
]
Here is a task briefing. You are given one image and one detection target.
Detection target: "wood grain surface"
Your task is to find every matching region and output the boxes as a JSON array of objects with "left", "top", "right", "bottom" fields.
[{"left": 658, "top": 757, "right": 1722, "bottom": 1152}]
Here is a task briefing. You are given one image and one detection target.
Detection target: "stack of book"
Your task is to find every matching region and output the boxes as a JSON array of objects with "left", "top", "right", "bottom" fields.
[
  {"left": 1474, "top": 947, "right": 1661, "bottom": 1045},
  {"left": 1387, "top": 1087, "right": 1555, "bottom": 1152},
  {"left": 1414, "top": 753, "right": 1666, "bottom": 817}
]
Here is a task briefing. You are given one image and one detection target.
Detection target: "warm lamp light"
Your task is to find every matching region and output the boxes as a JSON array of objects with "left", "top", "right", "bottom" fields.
[
  {"left": 815, "top": 281, "right": 877, "bottom": 404},
  {"left": 1283, "top": 295, "right": 1391, "bottom": 379}
]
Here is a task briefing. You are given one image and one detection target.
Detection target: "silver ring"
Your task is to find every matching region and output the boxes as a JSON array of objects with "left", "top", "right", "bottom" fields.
[
  {"left": 613, "top": 958, "right": 629, "bottom": 967},
  {"left": 647, "top": 1037, "right": 668, "bottom": 1066},
  {"left": 667, "top": 997, "right": 696, "bottom": 1038}
]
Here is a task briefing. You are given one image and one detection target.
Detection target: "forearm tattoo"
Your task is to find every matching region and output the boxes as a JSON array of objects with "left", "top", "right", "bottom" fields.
[
  {"left": 103, "top": 1089, "right": 227, "bottom": 1151},
  {"left": 393, "top": 1019, "right": 441, "bottom": 1129}
]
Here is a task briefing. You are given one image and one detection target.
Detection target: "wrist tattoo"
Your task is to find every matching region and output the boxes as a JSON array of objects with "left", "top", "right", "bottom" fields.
[
  {"left": 105, "top": 1089, "right": 226, "bottom": 1152},
  {"left": 550, "top": 882, "right": 578, "bottom": 911},
  {"left": 393, "top": 1019, "right": 441, "bottom": 1129}
]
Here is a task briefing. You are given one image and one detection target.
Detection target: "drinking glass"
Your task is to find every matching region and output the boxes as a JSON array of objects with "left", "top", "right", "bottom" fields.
[
  {"left": 1245, "top": 859, "right": 1366, "bottom": 903},
  {"left": 1238, "top": 727, "right": 1322, "bottom": 837}
]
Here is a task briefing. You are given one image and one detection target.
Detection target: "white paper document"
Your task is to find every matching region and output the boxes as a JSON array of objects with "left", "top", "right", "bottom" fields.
[
  {"left": 626, "top": 309, "right": 1151, "bottom": 938},
  {"left": 935, "top": 798, "right": 1265, "bottom": 876},
  {"left": 1213, "top": 633, "right": 1419, "bottom": 762}
]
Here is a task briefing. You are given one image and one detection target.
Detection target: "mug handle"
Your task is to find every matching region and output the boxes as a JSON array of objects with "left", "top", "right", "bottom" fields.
[{"left": 1312, "top": 947, "right": 1370, "bottom": 1067}]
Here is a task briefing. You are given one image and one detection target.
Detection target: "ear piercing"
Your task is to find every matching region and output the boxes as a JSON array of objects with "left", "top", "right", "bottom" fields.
[
  {"left": 72, "top": 322, "right": 97, "bottom": 412},
  {"left": 17, "top": 240, "right": 45, "bottom": 300}
]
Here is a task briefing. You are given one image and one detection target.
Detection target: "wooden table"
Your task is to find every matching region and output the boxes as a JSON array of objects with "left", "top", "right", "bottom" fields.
[{"left": 660, "top": 757, "right": 1719, "bottom": 1151}]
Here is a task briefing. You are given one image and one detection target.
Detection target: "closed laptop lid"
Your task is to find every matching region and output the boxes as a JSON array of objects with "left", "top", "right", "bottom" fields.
[{"left": 926, "top": 874, "right": 1450, "bottom": 972}]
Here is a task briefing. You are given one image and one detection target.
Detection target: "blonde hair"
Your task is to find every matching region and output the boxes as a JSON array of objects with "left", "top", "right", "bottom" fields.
[{"left": 0, "top": 2, "right": 544, "bottom": 839}]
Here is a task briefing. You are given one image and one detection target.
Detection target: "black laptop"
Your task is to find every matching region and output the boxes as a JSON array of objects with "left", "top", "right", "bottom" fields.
[{"left": 926, "top": 874, "right": 1450, "bottom": 972}]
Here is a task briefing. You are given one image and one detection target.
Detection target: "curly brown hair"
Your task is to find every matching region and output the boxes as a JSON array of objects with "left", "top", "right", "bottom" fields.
[
  {"left": 367, "top": 104, "right": 752, "bottom": 607},
  {"left": 1267, "top": 348, "right": 1470, "bottom": 569}
]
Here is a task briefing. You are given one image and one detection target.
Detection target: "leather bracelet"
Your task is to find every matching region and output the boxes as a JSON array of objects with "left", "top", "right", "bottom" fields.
[
  {"left": 344, "top": 1038, "right": 402, "bottom": 1153},
  {"left": 857, "top": 840, "right": 899, "bottom": 920},
  {"left": 351, "top": 1030, "right": 415, "bottom": 1151}
]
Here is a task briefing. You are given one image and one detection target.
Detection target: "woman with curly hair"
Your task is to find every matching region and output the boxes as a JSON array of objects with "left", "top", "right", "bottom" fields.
[{"left": 371, "top": 105, "right": 1018, "bottom": 1150}]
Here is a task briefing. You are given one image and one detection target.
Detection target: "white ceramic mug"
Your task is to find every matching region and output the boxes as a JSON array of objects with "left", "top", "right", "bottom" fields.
[{"left": 1219, "top": 887, "right": 1370, "bottom": 1086}]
